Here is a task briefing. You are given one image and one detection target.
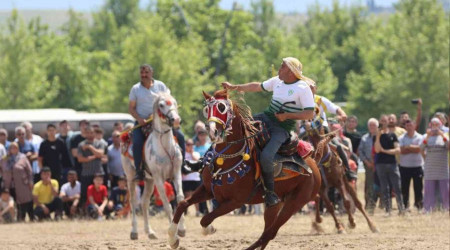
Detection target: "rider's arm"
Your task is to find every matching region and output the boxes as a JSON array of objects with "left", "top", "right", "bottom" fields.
[
  {"left": 282, "top": 110, "right": 314, "bottom": 121},
  {"left": 129, "top": 100, "right": 144, "bottom": 123},
  {"left": 224, "top": 82, "right": 262, "bottom": 92},
  {"left": 336, "top": 108, "right": 347, "bottom": 122}
]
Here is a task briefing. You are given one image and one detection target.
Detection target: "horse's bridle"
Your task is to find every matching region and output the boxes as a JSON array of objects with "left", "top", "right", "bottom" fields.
[{"left": 204, "top": 97, "right": 235, "bottom": 139}]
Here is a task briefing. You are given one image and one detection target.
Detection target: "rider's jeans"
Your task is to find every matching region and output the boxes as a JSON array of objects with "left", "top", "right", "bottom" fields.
[
  {"left": 132, "top": 122, "right": 146, "bottom": 170},
  {"left": 254, "top": 113, "right": 290, "bottom": 177}
]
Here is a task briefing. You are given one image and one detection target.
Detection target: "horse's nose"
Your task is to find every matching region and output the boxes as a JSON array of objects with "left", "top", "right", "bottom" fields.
[{"left": 173, "top": 117, "right": 181, "bottom": 128}]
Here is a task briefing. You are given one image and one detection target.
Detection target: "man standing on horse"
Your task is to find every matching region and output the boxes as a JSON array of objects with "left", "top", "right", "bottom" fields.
[
  {"left": 129, "top": 64, "right": 185, "bottom": 181},
  {"left": 222, "top": 57, "right": 315, "bottom": 207}
]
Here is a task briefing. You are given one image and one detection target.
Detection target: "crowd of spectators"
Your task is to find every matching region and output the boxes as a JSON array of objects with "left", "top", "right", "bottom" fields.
[
  {"left": 0, "top": 120, "right": 131, "bottom": 222},
  {"left": 0, "top": 100, "right": 448, "bottom": 223}
]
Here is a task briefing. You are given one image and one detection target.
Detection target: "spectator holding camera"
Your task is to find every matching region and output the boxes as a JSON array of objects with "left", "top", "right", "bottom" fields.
[
  {"left": 399, "top": 98, "right": 422, "bottom": 131},
  {"left": 421, "top": 117, "right": 449, "bottom": 212}
]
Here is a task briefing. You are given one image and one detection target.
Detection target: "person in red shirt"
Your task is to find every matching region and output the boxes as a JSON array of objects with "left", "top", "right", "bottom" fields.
[
  {"left": 153, "top": 181, "right": 175, "bottom": 210},
  {"left": 86, "top": 173, "right": 113, "bottom": 219}
]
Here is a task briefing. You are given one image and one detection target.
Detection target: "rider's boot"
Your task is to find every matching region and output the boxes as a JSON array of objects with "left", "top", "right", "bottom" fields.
[
  {"left": 261, "top": 165, "right": 280, "bottom": 207},
  {"left": 336, "top": 145, "right": 357, "bottom": 180},
  {"left": 133, "top": 162, "right": 145, "bottom": 181},
  {"left": 185, "top": 158, "right": 204, "bottom": 172},
  {"left": 181, "top": 163, "right": 193, "bottom": 175}
]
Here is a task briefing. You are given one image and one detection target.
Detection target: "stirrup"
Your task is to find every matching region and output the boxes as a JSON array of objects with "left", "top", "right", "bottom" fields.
[{"left": 264, "top": 191, "right": 280, "bottom": 207}]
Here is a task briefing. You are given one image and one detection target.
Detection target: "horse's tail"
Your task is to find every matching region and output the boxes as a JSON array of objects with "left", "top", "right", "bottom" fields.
[{"left": 313, "top": 134, "right": 335, "bottom": 163}]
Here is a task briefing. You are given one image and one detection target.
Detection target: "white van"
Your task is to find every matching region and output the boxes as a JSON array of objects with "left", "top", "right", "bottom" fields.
[{"left": 0, "top": 109, "right": 134, "bottom": 140}]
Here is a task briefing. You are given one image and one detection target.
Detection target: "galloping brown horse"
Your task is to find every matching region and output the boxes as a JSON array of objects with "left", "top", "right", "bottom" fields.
[
  {"left": 168, "top": 89, "right": 321, "bottom": 250},
  {"left": 306, "top": 122, "right": 378, "bottom": 234}
]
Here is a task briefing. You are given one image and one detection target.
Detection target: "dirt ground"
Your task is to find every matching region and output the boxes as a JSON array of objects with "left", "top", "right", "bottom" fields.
[{"left": 0, "top": 175, "right": 449, "bottom": 250}]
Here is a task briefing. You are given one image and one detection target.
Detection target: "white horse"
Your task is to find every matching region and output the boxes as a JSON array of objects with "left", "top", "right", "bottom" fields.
[{"left": 121, "top": 92, "right": 186, "bottom": 240}]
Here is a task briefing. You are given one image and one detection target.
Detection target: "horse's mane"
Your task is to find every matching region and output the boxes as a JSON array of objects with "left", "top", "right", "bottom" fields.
[{"left": 213, "top": 89, "right": 260, "bottom": 149}]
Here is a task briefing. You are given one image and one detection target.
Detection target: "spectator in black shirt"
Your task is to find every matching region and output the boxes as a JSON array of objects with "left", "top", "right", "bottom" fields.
[
  {"left": 57, "top": 120, "right": 75, "bottom": 183},
  {"left": 70, "top": 120, "right": 90, "bottom": 177},
  {"left": 344, "top": 115, "right": 362, "bottom": 154},
  {"left": 38, "top": 124, "right": 70, "bottom": 185},
  {"left": 374, "top": 127, "right": 405, "bottom": 216},
  {"left": 108, "top": 176, "right": 129, "bottom": 218}
]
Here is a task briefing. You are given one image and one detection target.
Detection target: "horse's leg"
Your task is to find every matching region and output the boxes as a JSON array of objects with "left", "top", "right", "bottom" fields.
[
  {"left": 247, "top": 181, "right": 314, "bottom": 250},
  {"left": 128, "top": 178, "right": 139, "bottom": 240},
  {"left": 172, "top": 169, "right": 186, "bottom": 237},
  {"left": 344, "top": 178, "right": 379, "bottom": 233},
  {"left": 168, "top": 185, "right": 213, "bottom": 249},
  {"left": 199, "top": 199, "right": 240, "bottom": 235},
  {"left": 311, "top": 194, "right": 324, "bottom": 234},
  {"left": 336, "top": 177, "right": 355, "bottom": 229},
  {"left": 154, "top": 178, "right": 174, "bottom": 223},
  {"left": 322, "top": 185, "right": 345, "bottom": 233},
  {"left": 142, "top": 177, "right": 157, "bottom": 239}
]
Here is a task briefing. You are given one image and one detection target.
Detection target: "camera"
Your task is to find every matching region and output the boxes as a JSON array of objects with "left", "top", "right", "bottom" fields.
[{"left": 411, "top": 98, "right": 420, "bottom": 104}]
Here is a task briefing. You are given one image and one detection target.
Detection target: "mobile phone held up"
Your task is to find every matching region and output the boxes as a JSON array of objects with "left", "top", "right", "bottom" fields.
[{"left": 411, "top": 99, "right": 420, "bottom": 104}]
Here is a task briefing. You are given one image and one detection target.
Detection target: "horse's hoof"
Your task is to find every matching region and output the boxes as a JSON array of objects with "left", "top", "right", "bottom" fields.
[
  {"left": 169, "top": 238, "right": 180, "bottom": 249},
  {"left": 349, "top": 223, "right": 356, "bottom": 229},
  {"left": 370, "top": 225, "right": 379, "bottom": 233},
  {"left": 130, "top": 232, "right": 138, "bottom": 240},
  {"left": 202, "top": 225, "right": 216, "bottom": 236},
  {"left": 337, "top": 227, "right": 346, "bottom": 234},
  {"left": 148, "top": 233, "right": 158, "bottom": 239},
  {"left": 177, "top": 229, "right": 186, "bottom": 237}
]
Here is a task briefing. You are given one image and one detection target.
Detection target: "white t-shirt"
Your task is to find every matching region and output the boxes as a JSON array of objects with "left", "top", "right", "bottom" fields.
[
  {"left": 261, "top": 76, "right": 315, "bottom": 131},
  {"left": 315, "top": 95, "right": 340, "bottom": 127},
  {"left": 0, "top": 144, "right": 6, "bottom": 160},
  {"left": 60, "top": 181, "right": 81, "bottom": 197},
  {"left": 0, "top": 197, "right": 13, "bottom": 210}
]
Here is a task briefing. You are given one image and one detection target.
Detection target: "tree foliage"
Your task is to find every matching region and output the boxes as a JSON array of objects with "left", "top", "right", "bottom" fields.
[{"left": 0, "top": 0, "right": 447, "bottom": 135}]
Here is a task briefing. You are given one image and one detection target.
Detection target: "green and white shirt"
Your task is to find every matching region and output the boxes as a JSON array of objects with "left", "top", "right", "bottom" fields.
[{"left": 261, "top": 76, "right": 315, "bottom": 131}]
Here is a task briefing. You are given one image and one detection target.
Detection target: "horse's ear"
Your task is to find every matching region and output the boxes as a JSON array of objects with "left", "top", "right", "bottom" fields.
[{"left": 203, "top": 91, "right": 211, "bottom": 100}]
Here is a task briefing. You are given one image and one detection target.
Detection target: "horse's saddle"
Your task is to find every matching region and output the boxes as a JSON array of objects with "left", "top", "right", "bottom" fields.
[
  {"left": 255, "top": 121, "right": 298, "bottom": 156},
  {"left": 253, "top": 121, "right": 312, "bottom": 179},
  {"left": 273, "top": 153, "right": 312, "bottom": 179}
]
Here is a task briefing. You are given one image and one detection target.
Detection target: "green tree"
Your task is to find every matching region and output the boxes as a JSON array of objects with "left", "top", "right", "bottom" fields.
[
  {"left": 295, "top": 1, "right": 366, "bottom": 101},
  {"left": 347, "top": 0, "right": 449, "bottom": 124},
  {"left": 61, "top": 9, "right": 91, "bottom": 48},
  {"left": 0, "top": 11, "right": 55, "bottom": 109}
]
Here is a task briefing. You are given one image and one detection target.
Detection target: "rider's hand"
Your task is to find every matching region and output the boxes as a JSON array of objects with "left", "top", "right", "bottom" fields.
[
  {"left": 275, "top": 113, "right": 288, "bottom": 122},
  {"left": 137, "top": 118, "right": 146, "bottom": 126},
  {"left": 221, "top": 82, "right": 237, "bottom": 91},
  {"left": 338, "top": 114, "right": 347, "bottom": 123}
]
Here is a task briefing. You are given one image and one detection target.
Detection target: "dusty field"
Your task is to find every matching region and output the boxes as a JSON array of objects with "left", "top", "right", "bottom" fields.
[
  {"left": 0, "top": 208, "right": 448, "bottom": 249},
  {"left": 0, "top": 174, "right": 449, "bottom": 250}
]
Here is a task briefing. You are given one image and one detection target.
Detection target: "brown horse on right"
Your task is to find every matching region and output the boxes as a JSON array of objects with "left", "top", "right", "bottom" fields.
[{"left": 306, "top": 122, "right": 378, "bottom": 234}]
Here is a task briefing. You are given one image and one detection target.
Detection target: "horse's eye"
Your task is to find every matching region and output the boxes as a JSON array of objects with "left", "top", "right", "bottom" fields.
[
  {"left": 159, "top": 103, "right": 164, "bottom": 108},
  {"left": 217, "top": 102, "right": 227, "bottom": 114},
  {"left": 202, "top": 106, "right": 209, "bottom": 118}
]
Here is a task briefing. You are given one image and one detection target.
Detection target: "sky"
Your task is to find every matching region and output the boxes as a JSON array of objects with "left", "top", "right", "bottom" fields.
[{"left": 0, "top": 0, "right": 399, "bottom": 13}]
